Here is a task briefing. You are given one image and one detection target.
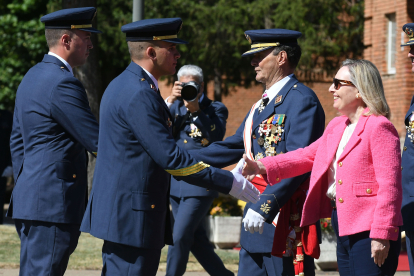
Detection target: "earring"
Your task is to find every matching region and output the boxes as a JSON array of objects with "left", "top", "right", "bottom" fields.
[{"left": 356, "top": 94, "right": 360, "bottom": 99}]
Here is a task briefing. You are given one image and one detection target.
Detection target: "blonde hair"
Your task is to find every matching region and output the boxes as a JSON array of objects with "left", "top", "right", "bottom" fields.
[{"left": 342, "top": 59, "right": 390, "bottom": 119}]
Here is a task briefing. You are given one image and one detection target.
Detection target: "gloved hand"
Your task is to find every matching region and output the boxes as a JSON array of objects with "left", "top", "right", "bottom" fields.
[
  {"left": 242, "top": 208, "right": 265, "bottom": 234},
  {"left": 229, "top": 163, "right": 260, "bottom": 204},
  {"left": 231, "top": 158, "right": 245, "bottom": 174},
  {"left": 1, "top": 166, "right": 12, "bottom": 178}
]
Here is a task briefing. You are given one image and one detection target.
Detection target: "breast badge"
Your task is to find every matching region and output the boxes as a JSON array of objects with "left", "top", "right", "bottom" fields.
[
  {"left": 189, "top": 123, "right": 202, "bottom": 138},
  {"left": 257, "top": 114, "right": 285, "bottom": 156},
  {"left": 167, "top": 118, "right": 172, "bottom": 127}
]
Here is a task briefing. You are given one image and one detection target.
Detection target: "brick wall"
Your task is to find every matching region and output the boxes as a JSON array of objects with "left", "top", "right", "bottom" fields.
[{"left": 364, "top": 0, "right": 414, "bottom": 137}]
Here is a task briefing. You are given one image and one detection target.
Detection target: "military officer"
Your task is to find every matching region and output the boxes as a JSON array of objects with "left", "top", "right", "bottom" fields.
[
  {"left": 7, "top": 7, "right": 100, "bottom": 276},
  {"left": 79, "top": 18, "right": 259, "bottom": 276},
  {"left": 189, "top": 29, "right": 325, "bottom": 276},
  {"left": 400, "top": 23, "right": 414, "bottom": 275},
  {"left": 0, "top": 109, "right": 12, "bottom": 224},
  {"left": 165, "top": 65, "right": 233, "bottom": 276}
]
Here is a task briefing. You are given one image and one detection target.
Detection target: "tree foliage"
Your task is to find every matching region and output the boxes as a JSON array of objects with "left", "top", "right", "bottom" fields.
[
  {"left": 0, "top": 0, "right": 364, "bottom": 109},
  {"left": 0, "top": 0, "right": 52, "bottom": 110}
]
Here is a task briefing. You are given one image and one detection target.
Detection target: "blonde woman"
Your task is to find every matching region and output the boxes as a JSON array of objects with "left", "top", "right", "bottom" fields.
[{"left": 243, "top": 59, "right": 403, "bottom": 275}]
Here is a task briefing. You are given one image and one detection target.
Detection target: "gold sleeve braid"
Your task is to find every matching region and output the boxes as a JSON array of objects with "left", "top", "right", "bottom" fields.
[{"left": 165, "top": 161, "right": 210, "bottom": 176}]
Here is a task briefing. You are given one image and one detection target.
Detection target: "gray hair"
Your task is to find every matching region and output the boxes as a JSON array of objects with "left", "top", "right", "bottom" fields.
[
  {"left": 177, "top": 65, "right": 203, "bottom": 83},
  {"left": 341, "top": 59, "right": 390, "bottom": 119}
]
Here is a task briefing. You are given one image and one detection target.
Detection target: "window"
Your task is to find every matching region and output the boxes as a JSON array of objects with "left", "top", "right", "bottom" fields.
[{"left": 387, "top": 13, "right": 396, "bottom": 74}]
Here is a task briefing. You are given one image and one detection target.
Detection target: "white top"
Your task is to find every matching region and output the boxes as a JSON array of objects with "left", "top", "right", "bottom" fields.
[
  {"left": 326, "top": 122, "right": 357, "bottom": 199},
  {"left": 48, "top": 51, "right": 73, "bottom": 76}
]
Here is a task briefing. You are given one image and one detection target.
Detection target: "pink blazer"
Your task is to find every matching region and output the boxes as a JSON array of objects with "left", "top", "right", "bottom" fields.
[{"left": 260, "top": 112, "right": 402, "bottom": 240}]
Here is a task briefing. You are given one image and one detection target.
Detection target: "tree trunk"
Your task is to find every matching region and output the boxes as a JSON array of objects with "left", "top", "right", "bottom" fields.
[
  {"left": 62, "top": 0, "right": 102, "bottom": 195},
  {"left": 214, "top": 68, "right": 222, "bottom": 102}
]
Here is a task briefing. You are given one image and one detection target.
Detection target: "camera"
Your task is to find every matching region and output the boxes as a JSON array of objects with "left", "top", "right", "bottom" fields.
[{"left": 181, "top": 81, "right": 200, "bottom": 102}]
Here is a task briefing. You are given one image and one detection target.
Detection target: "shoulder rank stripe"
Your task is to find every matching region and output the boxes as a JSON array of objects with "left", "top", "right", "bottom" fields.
[{"left": 166, "top": 161, "right": 210, "bottom": 176}]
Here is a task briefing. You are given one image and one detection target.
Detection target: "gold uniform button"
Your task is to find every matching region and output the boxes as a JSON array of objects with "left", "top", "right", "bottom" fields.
[
  {"left": 294, "top": 85, "right": 297, "bottom": 88},
  {"left": 338, "top": 198, "right": 344, "bottom": 203},
  {"left": 366, "top": 188, "right": 372, "bottom": 194},
  {"left": 404, "top": 146, "right": 407, "bottom": 151},
  {"left": 206, "top": 189, "right": 209, "bottom": 191},
  {"left": 338, "top": 162, "right": 343, "bottom": 167},
  {"left": 72, "top": 174, "right": 76, "bottom": 179},
  {"left": 151, "top": 205, "right": 155, "bottom": 209},
  {"left": 401, "top": 166, "right": 403, "bottom": 171},
  {"left": 276, "top": 178, "right": 280, "bottom": 181},
  {"left": 395, "top": 229, "right": 398, "bottom": 232},
  {"left": 184, "top": 139, "right": 188, "bottom": 144},
  {"left": 338, "top": 179, "right": 343, "bottom": 185}
]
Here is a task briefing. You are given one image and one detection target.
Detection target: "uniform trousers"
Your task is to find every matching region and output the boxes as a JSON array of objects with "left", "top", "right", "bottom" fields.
[
  {"left": 166, "top": 195, "right": 233, "bottom": 276},
  {"left": 405, "top": 230, "right": 414, "bottom": 276},
  {"left": 238, "top": 247, "right": 315, "bottom": 276},
  {"left": 332, "top": 209, "right": 401, "bottom": 276},
  {"left": 101, "top": 240, "right": 161, "bottom": 276},
  {"left": 15, "top": 219, "right": 80, "bottom": 276}
]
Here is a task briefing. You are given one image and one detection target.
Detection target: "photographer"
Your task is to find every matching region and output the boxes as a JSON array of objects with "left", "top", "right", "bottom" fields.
[{"left": 165, "top": 65, "right": 233, "bottom": 276}]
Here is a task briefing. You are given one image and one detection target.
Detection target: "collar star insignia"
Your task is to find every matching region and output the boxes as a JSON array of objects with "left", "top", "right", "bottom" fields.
[{"left": 275, "top": 95, "right": 282, "bottom": 104}]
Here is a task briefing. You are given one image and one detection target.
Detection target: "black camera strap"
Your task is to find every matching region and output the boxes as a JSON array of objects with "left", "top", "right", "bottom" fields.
[{"left": 172, "top": 110, "right": 191, "bottom": 138}]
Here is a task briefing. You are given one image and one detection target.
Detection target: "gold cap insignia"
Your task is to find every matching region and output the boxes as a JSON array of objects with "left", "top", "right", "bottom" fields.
[
  {"left": 405, "top": 27, "right": 414, "bottom": 39},
  {"left": 245, "top": 34, "right": 252, "bottom": 44}
]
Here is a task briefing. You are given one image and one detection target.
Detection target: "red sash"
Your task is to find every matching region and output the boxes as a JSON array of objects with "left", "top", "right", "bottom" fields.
[{"left": 271, "top": 179, "right": 320, "bottom": 275}]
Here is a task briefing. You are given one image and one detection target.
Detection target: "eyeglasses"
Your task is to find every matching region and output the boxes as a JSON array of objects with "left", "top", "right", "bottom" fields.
[{"left": 333, "top": 78, "right": 354, "bottom": 90}]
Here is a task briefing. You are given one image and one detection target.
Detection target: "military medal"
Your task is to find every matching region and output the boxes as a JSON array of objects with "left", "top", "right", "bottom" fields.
[
  {"left": 255, "top": 152, "right": 264, "bottom": 160},
  {"left": 407, "top": 120, "right": 414, "bottom": 143},
  {"left": 265, "top": 147, "right": 275, "bottom": 157},
  {"left": 257, "top": 137, "right": 265, "bottom": 146},
  {"left": 201, "top": 138, "right": 209, "bottom": 146},
  {"left": 189, "top": 123, "right": 202, "bottom": 138}
]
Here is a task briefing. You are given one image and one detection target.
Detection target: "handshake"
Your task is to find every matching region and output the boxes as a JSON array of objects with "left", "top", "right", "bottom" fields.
[{"left": 229, "top": 155, "right": 268, "bottom": 234}]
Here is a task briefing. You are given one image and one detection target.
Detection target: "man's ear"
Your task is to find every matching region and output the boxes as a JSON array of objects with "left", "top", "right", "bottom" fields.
[
  {"left": 147, "top": 46, "right": 157, "bottom": 61},
  {"left": 61, "top": 34, "right": 71, "bottom": 50},
  {"left": 199, "top": 82, "right": 205, "bottom": 94},
  {"left": 278, "top": 51, "right": 288, "bottom": 66}
]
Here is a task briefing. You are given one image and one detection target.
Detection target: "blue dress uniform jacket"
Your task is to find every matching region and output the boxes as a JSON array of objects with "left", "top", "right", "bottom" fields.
[
  {"left": 190, "top": 75, "right": 325, "bottom": 253},
  {"left": 170, "top": 96, "right": 228, "bottom": 197},
  {"left": 7, "top": 54, "right": 99, "bottom": 224},
  {"left": 80, "top": 62, "right": 233, "bottom": 249},
  {"left": 401, "top": 95, "right": 414, "bottom": 231}
]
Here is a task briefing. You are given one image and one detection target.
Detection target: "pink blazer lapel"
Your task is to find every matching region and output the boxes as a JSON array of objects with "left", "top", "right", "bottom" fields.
[
  {"left": 338, "top": 115, "right": 369, "bottom": 160},
  {"left": 326, "top": 117, "right": 348, "bottom": 166}
]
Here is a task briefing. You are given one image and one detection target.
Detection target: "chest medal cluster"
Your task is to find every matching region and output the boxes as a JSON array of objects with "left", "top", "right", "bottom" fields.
[
  {"left": 407, "top": 119, "right": 414, "bottom": 144},
  {"left": 255, "top": 114, "right": 285, "bottom": 160},
  {"left": 188, "top": 123, "right": 210, "bottom": 146}
]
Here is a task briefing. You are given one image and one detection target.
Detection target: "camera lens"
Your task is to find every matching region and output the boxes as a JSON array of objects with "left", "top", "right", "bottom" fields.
[{"left": 181, "top": 81, "right": 199, "bottom": 102}]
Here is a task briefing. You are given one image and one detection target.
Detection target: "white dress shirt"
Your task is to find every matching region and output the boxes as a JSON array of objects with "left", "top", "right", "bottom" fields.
[{"left": 48, "top": 51, "right": 73, "bottom": 76}]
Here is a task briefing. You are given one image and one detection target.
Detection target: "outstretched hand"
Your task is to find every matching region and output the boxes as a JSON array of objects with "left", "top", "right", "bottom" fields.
[{"left": 242, "top": 154, "right": 265, "bottom": 181}]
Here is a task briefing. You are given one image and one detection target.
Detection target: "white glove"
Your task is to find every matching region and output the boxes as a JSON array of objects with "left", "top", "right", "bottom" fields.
[
  {"left": 242, "top": 208, "right": 265, "bottom": 234},
  {"left": 231, "top": 158, "right": 245, "bottom": 174},
  {"left": 229, "top": 168, "right": 260, "bottom": 204},
  {"left": 1, "top": 166, "right": 12, "bottom": 178}
]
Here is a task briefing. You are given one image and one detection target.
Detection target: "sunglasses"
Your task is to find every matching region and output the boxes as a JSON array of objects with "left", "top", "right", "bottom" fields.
[{"left": 333, "top": 78, "right": 354, "bottom": 90}]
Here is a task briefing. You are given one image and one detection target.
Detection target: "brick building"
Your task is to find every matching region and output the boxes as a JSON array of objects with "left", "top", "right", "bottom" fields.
[
  {"left": 364, "top": 0, "right": 414, "bottom": 137},
  {"left": 161, "top": 2, "right": 414, "bottom": 153}
]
